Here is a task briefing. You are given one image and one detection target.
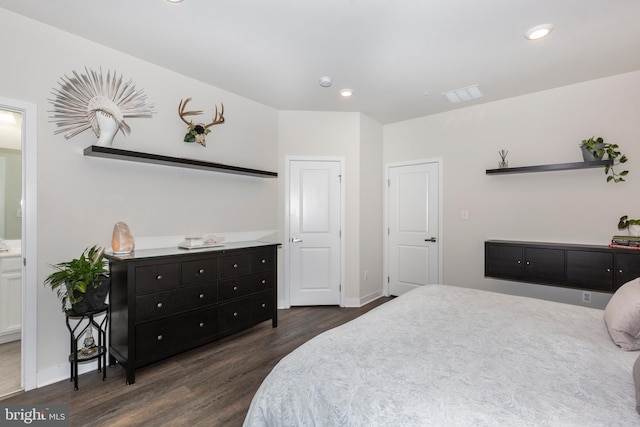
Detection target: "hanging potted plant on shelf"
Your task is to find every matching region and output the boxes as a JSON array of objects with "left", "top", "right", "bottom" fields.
[
  {"left": 618, "top": 215, "right": 640, "bottom": 237},
  {"left": 580, "top": 136, "right": 629, "bottom": 183},
  {"left": 44, "top": 245, "right": 110, "bottom": 314}
]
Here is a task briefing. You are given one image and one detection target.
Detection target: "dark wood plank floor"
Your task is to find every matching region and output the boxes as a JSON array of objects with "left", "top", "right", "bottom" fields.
[{"left": 1, "top": 297, "right": 392, "bottom": 427}]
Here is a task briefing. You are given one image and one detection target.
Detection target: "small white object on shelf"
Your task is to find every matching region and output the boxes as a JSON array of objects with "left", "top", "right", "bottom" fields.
[
  {"left": 178, "top": 235, "right": 225, "bottom": 250},
  {"left": 180, "top": 236, "right": 204, "bottom": 247}
]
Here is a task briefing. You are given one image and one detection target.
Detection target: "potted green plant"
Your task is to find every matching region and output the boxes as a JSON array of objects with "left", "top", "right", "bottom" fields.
[
  {"left": 44, "top": 245, "right": 110, "bottom": 314},
  {"left": 580, "top": 136, "right": 629, "bottom": 183},
  {"left": 618, "top": 215, "right": 640, "bottom": 237}
]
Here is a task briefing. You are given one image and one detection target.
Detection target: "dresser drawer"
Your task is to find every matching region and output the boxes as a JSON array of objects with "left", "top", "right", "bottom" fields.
[
  {"left": 182, "top": 258, "right": 217, "bottom": 286},
  {"left": 218, "top": 290, "right": 274, "bottom": 334},
  {"left": 135, "top": 306, "right": 217, "bottom": 366},
  {"left": 218, "top": 272, "right": 274, "bottom": 302},
  {"left": 135, "top": 283, "right": 216, "bottom": 323},
  {"left": 251, "top": 249, "right": 274, "bottom": 272},
  {"left": 135, "top": 263, "right": 180, "bottom": 295},
  {"left": 219, "top": 253, "right": 251, "bottom": 278}
]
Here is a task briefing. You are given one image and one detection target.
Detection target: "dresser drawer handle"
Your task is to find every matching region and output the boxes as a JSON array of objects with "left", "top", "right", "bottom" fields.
[
  {"left": 619, "top": 269, "right": 624, "bottom": 273},
  {"left": 157, "top": 335, "right": 163, "bottom": 341},
  {"left": 199, "top": 268, "right": 204, "bottom": 274},
  {"left": 233, "top": 312, "right": 238, "bottom": 317},
  {"left": 261, "top": 279, "right": 266, "bottom": 285},
  {"left": 233, "top": 286, "right": 238, "bottom": 291},
  {"left": 199, "top": 293, "right": 205, "bottom": 299},
  {"left": 157, "top": 302, "right": 163, "bottom": 309},
  {"left": 261, "top": 303, "right": 266, "bottom": 308},
  {"left": 199, "top": 322, "right": 204, "bottom": 328},
  {"left": 233, "top": 263, "right": 238, "bottom": 268},
  {"left": 261, "top": 259, "right": 266, "bottom": 264},
  {"left": 156, "top": 275, "right": 163, "bottom": 280}
]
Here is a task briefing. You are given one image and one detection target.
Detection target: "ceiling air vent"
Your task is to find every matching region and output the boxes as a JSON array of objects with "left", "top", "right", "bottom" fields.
[{"left": 442, "top": 85, "right": 483, "bottom": 103}]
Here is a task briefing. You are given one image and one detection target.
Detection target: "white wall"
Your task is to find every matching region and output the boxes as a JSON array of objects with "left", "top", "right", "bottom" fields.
[
  {"left": 1, "top": 8, "right": 279, "bottom": 385},
  {"left": 278, "top": 111, "right": 384, "bottom": 306},
  {"left": 384, "top": 70, "right": 640, "bottom": 309},
  {"left": 358, "top": 115, "right": 384, "bottom": 303}
]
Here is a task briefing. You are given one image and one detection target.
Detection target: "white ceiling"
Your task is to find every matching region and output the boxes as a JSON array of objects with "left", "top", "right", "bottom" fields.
[{"left": 2, "top": 0, "right": 640, "bottom": 124}]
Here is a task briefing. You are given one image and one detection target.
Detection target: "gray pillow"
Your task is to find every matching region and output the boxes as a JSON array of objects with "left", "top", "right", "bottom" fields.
[
  {"left": 604, "top": 278, "right": 640, "bottom": 351},
  {"left": 634, "top": 355, "right": 640, "bottom": 415}
]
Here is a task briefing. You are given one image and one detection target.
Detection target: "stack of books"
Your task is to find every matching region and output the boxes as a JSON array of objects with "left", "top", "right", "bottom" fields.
[{"left": 609, "top": 235, "right": 640, "bottom": 249}]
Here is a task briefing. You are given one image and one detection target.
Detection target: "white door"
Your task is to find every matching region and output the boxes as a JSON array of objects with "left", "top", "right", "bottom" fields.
[
  {"left": 388, "top": 162, "right": 440, "bottom": 296},
  {"left": 288, "top": 160, "right": 342, "bottom": 306}
]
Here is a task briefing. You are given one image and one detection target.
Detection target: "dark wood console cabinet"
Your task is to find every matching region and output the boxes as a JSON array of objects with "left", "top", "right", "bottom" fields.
[
  {"left": 105, "top": 241, "right": 278, "bottom": 384},
  {"left": 485, "top": 240, "right": 640, "bottom": 292}
]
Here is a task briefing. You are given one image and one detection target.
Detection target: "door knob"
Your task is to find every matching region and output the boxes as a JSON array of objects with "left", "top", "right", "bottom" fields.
[
  {"left": 425, "top": 237, "right": 437, "bottom": 242},
  {"left": 292, "top": 238, "right": 303, "bottom": 243}
]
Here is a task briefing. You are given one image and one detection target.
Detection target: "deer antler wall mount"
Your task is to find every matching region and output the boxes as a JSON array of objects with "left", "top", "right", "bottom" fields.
[{"left": 178, "top": 97, "right": 225, "bottom": 147}]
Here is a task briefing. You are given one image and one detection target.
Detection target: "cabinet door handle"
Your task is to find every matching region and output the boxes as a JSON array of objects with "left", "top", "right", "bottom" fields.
[
  {"left": 619, "top": 269, "right": 624, "bottom": 273},
  {"left": 156, "top": 275, "right": 163, "bottom": 280},
  {"left": 517, "top": 260, "right": 521, "bottom": 264},
  {"left": 233, "top": 263, "right": 238, "bottom": 268},
  {"left": 199, "top": 322, "right": 204, "bottom": 328},
  {"left": 199, "top": 268, "right": 205, "bottom": 274},
  {"left": 261, "top": 259, "right": 266, "bottom": 264},
  {"left": 157, "top": 335, "right": 163, "bottom": 341},
  {"left": 157, "top": 302, "right": 163, "bottom": 309},
  {"left": 607, "top": 268, "right": 611, "bottom": 272},
  {"left": 233, "top": 312, "right": 238, "bottom": 317},
  {"left": 526, "top": 261, "right": 530, "bottom": 265},
  {"left": 233, "top": 286, "right": 238, "bottom": 291},
  {"left": 199, "top": 294, "right": 204, "bottom": 299},
  {"left": 261, "top": 303, "right": 266, "bottom": 308},
  {"left": 261, "top": 279, "right": 266, "bottom": 284}
]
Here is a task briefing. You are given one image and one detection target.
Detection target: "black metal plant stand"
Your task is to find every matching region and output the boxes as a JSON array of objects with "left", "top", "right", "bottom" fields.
[{"left": 65, "top": 304, "right": 109, "bottom": 390}]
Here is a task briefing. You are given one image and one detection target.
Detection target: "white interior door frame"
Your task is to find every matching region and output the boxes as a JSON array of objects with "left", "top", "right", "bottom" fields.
[
  {"left": 383, "top": 158, "right": 443, "bottom": 296},
  {"left": 284, "top": 156, "right": 345, "bottom": 308},
  {"left": 0, "top": 96, "right": 37, "bottom": 391}
]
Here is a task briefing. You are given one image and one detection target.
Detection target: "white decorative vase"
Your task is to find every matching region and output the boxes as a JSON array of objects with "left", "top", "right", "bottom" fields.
[
  {"left": 628, "top": 224, "right": 640, "bottom": 237},
  {"left": 95, "top": 111, "right": 119, "bottom": 147}
]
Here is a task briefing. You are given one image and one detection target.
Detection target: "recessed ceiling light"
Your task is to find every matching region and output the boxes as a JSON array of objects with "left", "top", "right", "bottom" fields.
[
  {"left": 442, "top": 85, "right": 483, "bottom": 104},
  {"left": 319, "top": 76, "right": 332, "bottom": 87},
  {"left": 525, "top": 24, "right": 553, "bottom": 40},
  {"left": 166, "top": 0, "right": 184, "bottom": 3},
  {"left": 340, "top": 88, "right": 353, "bottom": 97}
]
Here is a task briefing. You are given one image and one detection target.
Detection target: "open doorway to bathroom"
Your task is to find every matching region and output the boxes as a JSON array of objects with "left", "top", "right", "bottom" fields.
[{"left": 0, "top": 108, "right": 22, "bottom": 397}]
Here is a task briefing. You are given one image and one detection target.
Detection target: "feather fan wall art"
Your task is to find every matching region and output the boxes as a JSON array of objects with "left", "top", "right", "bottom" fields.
[{"left": 48, "top": 67, "right": 154, "bottom": 146}]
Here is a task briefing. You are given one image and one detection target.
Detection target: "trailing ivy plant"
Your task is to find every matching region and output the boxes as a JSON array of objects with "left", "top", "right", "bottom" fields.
[{"left": 580, "top": 136, "right": 629, "bottom": 183}]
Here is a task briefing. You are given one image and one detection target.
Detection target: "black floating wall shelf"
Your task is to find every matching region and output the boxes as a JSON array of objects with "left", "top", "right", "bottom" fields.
[
  {"left": 84, "top": 146, "right": 277, "bottom": 178},
  {"left": 485, "top": 160, "right": 612, "bottom": 175}
]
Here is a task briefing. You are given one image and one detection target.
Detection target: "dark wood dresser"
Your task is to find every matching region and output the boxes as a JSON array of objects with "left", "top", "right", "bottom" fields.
[{"left": 105, "top": 241, "right": 278, "bottom": 384}]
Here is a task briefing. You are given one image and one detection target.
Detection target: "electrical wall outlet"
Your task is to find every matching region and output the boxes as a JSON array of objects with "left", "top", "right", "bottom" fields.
[{"left": 582, "top": 291, "right": 591, "bottom": 303}]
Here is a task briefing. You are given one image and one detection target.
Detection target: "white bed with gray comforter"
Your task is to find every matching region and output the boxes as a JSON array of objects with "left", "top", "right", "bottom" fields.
[{"left": 244, "top": 284, "right": 640, "bottom": 426}]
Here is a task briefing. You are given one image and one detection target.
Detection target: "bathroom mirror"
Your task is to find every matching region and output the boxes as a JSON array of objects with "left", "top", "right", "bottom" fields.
[{"left": 0, "top": 109, "right": 22, "bottom": 240}]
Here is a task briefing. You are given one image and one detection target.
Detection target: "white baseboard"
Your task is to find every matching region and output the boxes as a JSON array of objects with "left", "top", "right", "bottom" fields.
[
  {"left": 0, "top": 331, "right": 20, "bottom": 344},
  {"left": 344, "top": 289, "right": 384, "bottom": 308}
]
